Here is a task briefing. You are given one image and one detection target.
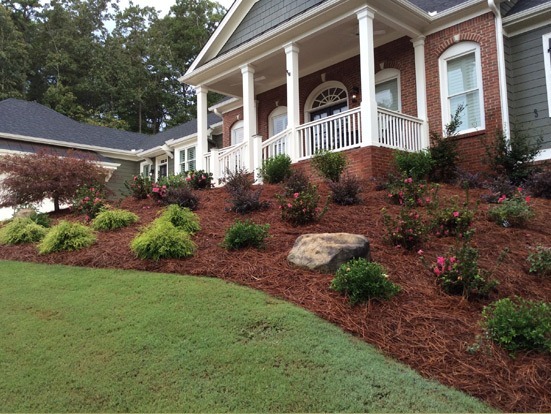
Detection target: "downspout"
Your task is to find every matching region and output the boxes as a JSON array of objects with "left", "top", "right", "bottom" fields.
[{"left": 488, "top": 0, "right": 511, "bottom": 142}]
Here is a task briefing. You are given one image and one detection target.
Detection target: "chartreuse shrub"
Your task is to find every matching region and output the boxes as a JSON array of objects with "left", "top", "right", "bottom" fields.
[
  {"left": 0, "top": 218, "right": 48, "bottom": 245},
  {"left": 527, "top": 245, "right": 551, "bottom": 277},
  {"left": 158, "top": 204, "right": 201, "bottom": 235},
  {"left": 38, "top": 220, "right": 96, "bottom": 254},
  {"left": 223, "top": 220, "right": 270, "bottom": 250},
  {"left": 311, "top": 150, "right": 347, "bottom": 182},
  {"left": 131, "top": 220, "right": 196, "bottom": 260},
  {"left": 91, "top": 209, "right": 139, "bottom": 231},
  {"left": 331, "top": 258, "right": 400, "bottom": 305},
  {"left": 260, "top": 154, "right": 292, "bottom": 184},
  {"left": 482, "top": 297, "right": 550, "bottom": 354}
]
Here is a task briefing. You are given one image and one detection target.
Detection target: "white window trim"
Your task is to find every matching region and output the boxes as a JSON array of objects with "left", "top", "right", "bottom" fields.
[
  {"left": 268, "top": 106, "right": 288, "bottom": 137},
  {"left": 543, "top": 33, "right": 551, "bottom": 116},
  {"left": 439, "top": 41, "right": 485, "bottom": 135},
  {"left": 174, "top": 143, "right": 197, "bottom": 174},
  {"left": 140, "top": 160, "right": 153, "bottom": 179},
  {"left": 375, "top": 68, "right": 401, "bottom": 112},
  {"left": 304, "top": 80, "right": 348, "bottom": 121}
]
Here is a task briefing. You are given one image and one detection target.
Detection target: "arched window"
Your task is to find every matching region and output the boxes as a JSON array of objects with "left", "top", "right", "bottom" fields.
[
  {"left": 375, "top": 68, "right": 401, "bottom": 112},
  {"left": 230, "top": 120, "right": 244, "bottom": 145},
  {"left": 305, "top": 81, "right": 349, "bottom": 122},
  {"left": 268, "top": 106, "right": 288, "bottom": 137},
  {"left": 439, "top": 41, "right": 484, "bottom": 134}
]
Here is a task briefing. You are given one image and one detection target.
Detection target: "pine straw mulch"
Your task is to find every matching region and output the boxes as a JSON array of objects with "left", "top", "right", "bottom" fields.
[{"left": 1, "top": 182, "right": 550, "bottom": 412}]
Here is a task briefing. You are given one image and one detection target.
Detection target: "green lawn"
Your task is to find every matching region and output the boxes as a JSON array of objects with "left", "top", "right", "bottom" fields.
[{"left": 0, "top": 260, "right": 495, "bottom": 413}]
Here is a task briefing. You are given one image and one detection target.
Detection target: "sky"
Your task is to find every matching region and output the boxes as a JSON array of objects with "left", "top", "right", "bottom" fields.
[{"left": 118, "top": 0, "right": 235, "bottom": 17}]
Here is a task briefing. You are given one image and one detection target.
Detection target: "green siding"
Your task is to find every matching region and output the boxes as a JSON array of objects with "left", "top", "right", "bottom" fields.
[{"left": 106, "top": 158, "right": 140, "bottom": 200}]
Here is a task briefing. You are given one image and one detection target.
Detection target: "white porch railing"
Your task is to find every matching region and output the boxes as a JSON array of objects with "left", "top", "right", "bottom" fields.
[
  {"left": 377, "top": 107, "right": 423, "bottom": 152},
  {"left": 210, "top": 141, "right": 248, "bottom": 183},
  {"left": 297, "top": 107, "right": 362, "bottom": 159},
  {"left": 261, "top": 129, "right": 290, "bottom": 160}
]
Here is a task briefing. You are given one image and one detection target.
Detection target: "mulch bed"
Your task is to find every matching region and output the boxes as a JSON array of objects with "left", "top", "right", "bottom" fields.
[{"left": 1, "top": 182, "right": 550, "bottom": 412}]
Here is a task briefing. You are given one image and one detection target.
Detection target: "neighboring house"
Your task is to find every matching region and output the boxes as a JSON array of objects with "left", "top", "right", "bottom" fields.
[
  {"left": 0, "top": 98, "right": 221, "bottom": 217},
  {"left": 180, "top": 0, "right": 551, "bottom": 181}
]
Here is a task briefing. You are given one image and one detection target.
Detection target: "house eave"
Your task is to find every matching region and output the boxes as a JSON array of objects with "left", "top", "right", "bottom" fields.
[{"left": 502, "top": 3, "right": 551, "bottom": 36}]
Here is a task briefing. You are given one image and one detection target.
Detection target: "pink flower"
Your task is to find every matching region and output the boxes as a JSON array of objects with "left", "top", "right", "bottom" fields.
[
  {"left": 293, "top": 192, "right": 299, "bottom": 199},
  {"left": 133, "top": 176, "right": 137, "bottom": 181},
  {"left": 84, "top": 197, "right": 90, "bottom": 202},
  {"left": 433, "top": 267, "right": 441, "bottom": 276},
  {"left": 417, "top": 249, "right": 424, "bottom": 255},
  {"left": 436, "top": 256, "right": 446, "bottom": 267},
  {"left": 517, "top": 187, "right": 523, "bottom": 193},
  {"left": 152, "top": 187, "right": 159, "bottom": 193},
  {"left": 287, "top": 203, "right": 292, "bottom": 208},
  {"left": 186, "top": 177, "right": 191, "bottom": 181},
  {"left": 449, "top": 257, "right": 457, "bottom": 264},
  {"left": 90, "top": 188, "right": 95, "bottom": 192},
  {"left": 525, "top": 196, "right": 531, "bottom": 203},
  {"left": 162, "top": 185, "right": 166, "bottom": 189},
  {"left": 453, "top": 211, "right": 460, "bottom": 218},
  {"left": 498, "top": 195, "right": 507, "bottom": 203},
  {"left": 404, "top": 177, "right": 413, "bottom": 184}
]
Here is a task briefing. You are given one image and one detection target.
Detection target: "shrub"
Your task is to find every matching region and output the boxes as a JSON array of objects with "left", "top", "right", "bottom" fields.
[
  {"left": 131, "top": 220, "right": 196, "bottom": 260},
  {"left": 184, "top": 170, "right": 214, "bottom": 190},
  {"left": 277, "top": 185, "right": 328, "bottom": 226},
  {"left": 0, "top": 218, "right": 48, "bottom": 245},
  {"left": 91, "top": 209, "right": 139, "bottom": 231},
  {"left": 428, "top": 104, "right": 462, "bottom": 183},
  {"left": 162, "top": 185, "right": 199, "bottom": 210},
  {"left": 124, "top": 175, "right": 152, "bottom": 199},
  {"left": 431, "top": 200, "right": 474, "bottom": 237},
  {"left": 28, "top": 211, "right": 51, "bottom": 228},
  {"left": 38, "top": 220, "right": 96, "bottom": 254},
  {"left": 482, "top": 297, "right": 550, "bottom": 354},
  {"left": 481, "top": 175, "right": 517, "bottom": 203},
  {"left": 455, "top": 168, "right": 486, "bottom": 190},
  {"left": 386, "top": 177, "right": 437, "bottom": 208},
  {"left": 527, "top": 245, "right": 551, "bottom": 277},
  {"left": 488, "top": 190, "right": 535, "bottom": 227},
  {"left": 225, "top": 168, "right": 270, "bottom": 214},
  {"left": 260, "top": 154, "right": 292, "bottom": 184},
  {"left": 311, "top": 150, "right": 347, "bottom": 182},
  {"left": 223, "top": 220, "right": 270, "bottom": 250},
  {"left": 431, "top": 243, "right": 498, "bottom": 298},
  {"left": 283, "top": 169, "right": 311, "bottom": 197},
  {"left": 72, "top": 184, "right": 107, "bottom": 221},
  {"left": 393, "top": 149, "right": 434, "bottom": 181},
  {"left": 525, "top": 170, "right": 551, "bottom": 199},
  {"left": 328, "top": 174, "right": 362, "bottom": 205},
  {"left": 158, "top": 204, "right": 201, "bottom": 234},
  {"left": 330, "top": 258, "right": 400, "bottom": 304},
  {"left": 484, "top": 127, "right": 542, "bottom": 185},
  {"left": 382, "top": 207, "right": 427, "bottom": 250}
]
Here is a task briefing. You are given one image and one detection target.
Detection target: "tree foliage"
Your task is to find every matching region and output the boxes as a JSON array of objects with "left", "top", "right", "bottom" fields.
[
  {"left": 0, "top": 150, "right": 107, "bottom": 211},
  {"left": 0, "top": 0, "right": 226, "bottom": 133}
]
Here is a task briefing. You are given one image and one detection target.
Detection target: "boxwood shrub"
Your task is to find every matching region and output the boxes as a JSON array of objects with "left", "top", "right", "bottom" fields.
[{"left": 38, "top": 220, "right": 96, "bottom": 254}]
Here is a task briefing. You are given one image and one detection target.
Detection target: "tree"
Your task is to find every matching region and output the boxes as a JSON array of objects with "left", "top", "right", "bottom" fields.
[
  {"left": 0, "top": 4, "right": 29, "bottom": 98},
  {"left": 0, "top": 150, "right": 108, "bottom": 211}
]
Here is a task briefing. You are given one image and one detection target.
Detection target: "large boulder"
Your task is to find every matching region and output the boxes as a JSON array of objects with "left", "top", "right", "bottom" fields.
[{"left": 287, "top": 233, "right": 370, "bottom": 274}]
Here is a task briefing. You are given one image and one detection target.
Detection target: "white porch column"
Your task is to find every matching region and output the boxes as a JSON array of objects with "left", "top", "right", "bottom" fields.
[
  {"left": 357, "top": 7, "right": 378, "bottom": 147},
  {"left": 412, "top": 36, "right": 430, "bottom": 149},
  {"left": 241, "top": 64, "right": 258, "bottom": 172},
  {"left": 196, "top": 85, "right": 208, "bottom": 170},
  {"left": 285, "top": 42, "right": 300, "bottom": 161}
]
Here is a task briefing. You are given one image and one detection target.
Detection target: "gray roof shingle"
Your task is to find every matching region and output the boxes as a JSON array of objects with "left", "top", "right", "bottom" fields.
[{"left": 506, "top": 0, "right": 551, "bottom": 16}]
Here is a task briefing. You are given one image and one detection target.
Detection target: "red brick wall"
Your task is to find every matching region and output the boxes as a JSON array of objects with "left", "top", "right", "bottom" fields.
[{"left": 222, "top": 108, "right": 244, "bottom": 148}]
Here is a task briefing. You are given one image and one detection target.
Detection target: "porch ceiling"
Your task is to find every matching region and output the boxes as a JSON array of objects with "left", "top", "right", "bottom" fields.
[{"left": 205, "top": 14, "right": 400, "bottom": 98}]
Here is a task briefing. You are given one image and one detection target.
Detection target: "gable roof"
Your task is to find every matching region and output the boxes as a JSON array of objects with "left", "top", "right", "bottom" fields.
[
  {"left": 0, "top": 99, "right": 221, "bottom": 154},
  {"left": 505, "top": 0, "right": 550, "bottom": 16}
]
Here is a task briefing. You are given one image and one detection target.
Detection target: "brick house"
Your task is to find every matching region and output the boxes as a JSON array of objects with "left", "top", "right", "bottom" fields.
[{"left": 181, "top": 0, "right": 551, "bottom": 182}]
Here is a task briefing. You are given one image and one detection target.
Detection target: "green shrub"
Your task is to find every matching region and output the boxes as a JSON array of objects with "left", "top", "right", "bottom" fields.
[
  {"left": 260, "top": 154, "right": 292, "bottom": 184},
  {"left": 328, "top": 174, "right": 362, "bottom": 205},
  {"left": 331, "top": 258, "right": 400, "bottom": 304},
  {"left": 393, "top": 150, "right": 434, "bottom": 181},
  {"left": 38, "top": 220, "right": 96, "bottom": 254},
  {"left": 158, "top": 204, "right": 201, "bottom": 234},
  {"left": 283, "top": 169, "right": 311, "bottom": 197},
  {"left": 130, "top": 220, "right": 196, "bottom": 260},
  {"left": 0, "top": 218, "right": 48, "bottom": 245},
  {"left": 527, "top": 245, "right": 551, "bottom": 277},
  {"left": 26, "top": 210, "right": 51, "bottom": 228},
  {"left": 432, "top": 243, "right": 498, "bottom": 298},
  {"left": 91, "top": 209, "right": 139, "bottom": 231},
  {"left": 223, "top": 220, "right": 270, "bottom": 250},
  {"left": 488, "top": 190, "right": 535, "bottom": 227},
  {"left": 484, "top": 127, "right": 542, "bottom": 185},
  {"left": 482, "top": 297, "right": 550, "bottom": 354},
  {"left": 311, "top": 150, "right": 347, "bottom": 182},
  {"left": 276, "top": 185, "right": 328, "bottom": 226},
  {"left": 429, "top": 105, "right": 462, "bottom": 183},
  {"left": 124, "top": 175, "right": 152, "bottom": 199}
]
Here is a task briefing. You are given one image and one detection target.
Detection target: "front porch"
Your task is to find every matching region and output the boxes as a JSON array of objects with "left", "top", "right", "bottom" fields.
[{"left": 204, "top": 106, "right": 425, "bottom": 183}]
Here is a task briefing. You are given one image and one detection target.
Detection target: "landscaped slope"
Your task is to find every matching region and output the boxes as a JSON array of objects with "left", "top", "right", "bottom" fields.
[{"left": 0, "top": 182, "right": 549, "bottom": 412}]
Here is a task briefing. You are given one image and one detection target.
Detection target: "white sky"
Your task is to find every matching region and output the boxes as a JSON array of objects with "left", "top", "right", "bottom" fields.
[{"left": 119, "top": 0, "right": 235, "bottom": 16}]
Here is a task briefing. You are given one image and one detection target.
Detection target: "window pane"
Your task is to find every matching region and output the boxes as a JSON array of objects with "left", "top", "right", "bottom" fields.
[
  {"left": 376, "top": 79, "right": 399, "bottom": 111},
  {"left": 179, "top": 149, "right": 186, "bottom": 165},
  {"left": 447, "top": 53, "right": 477, "bottom": 96},
  {"left": 272, "top": 113, "right": 287, "bottom": 136},
  {"left": 188, "top": 160, "right": 196, "bottom": 171},
  {"left": 232, "top": 127, "right": 244, "bottom": 145},
  {"left": 450, "top": 90, "right": 480, "bottom": 131},
  {"left": 187, "top": 147, "right": 196, "bottom": 162}
]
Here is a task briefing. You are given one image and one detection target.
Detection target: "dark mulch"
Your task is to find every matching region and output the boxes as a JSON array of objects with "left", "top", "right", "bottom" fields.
[{"left": 1, "top": 182, "right": 550, "bottom": 412}]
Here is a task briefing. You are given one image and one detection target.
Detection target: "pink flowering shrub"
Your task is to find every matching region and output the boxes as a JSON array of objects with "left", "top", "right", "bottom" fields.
[
  {"left": 429, "top": 243, "right": 497, "bottom": 298},
  {"left": 387, "top": 177, "right": 437, "bottom": 208},
  {"left": 381, "top": 207, "right": 427, "bottom": 250},
  {"left": 431, "top": 202, "right": 474, "bottom": 237},
  {"left": 488, "top": 187, "right": 535, "bottom": 227},
  {"left": 276, "top": 185, "right": 328, "bottom": 226},
  {"left": 124, "top": 175, "right": 152, "bottom": 200},
  {"left": 184, "top": 170, "right": 213, "bottom": 190},
  {"left": 72, "top": 184, "right": 107, "bottom": 221}
]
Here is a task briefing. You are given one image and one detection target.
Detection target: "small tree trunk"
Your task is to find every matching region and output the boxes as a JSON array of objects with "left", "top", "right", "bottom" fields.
[{"left": 53, "top": 196, "right": 60, "bottom": 212}]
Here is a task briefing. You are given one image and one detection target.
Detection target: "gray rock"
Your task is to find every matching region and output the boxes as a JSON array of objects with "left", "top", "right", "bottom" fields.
[
  {"left": 13, "top": 208, "right": 36, "bottom": 219},
  {"left": 288, "top": 233, "right": 370, "bottom": 273}
]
